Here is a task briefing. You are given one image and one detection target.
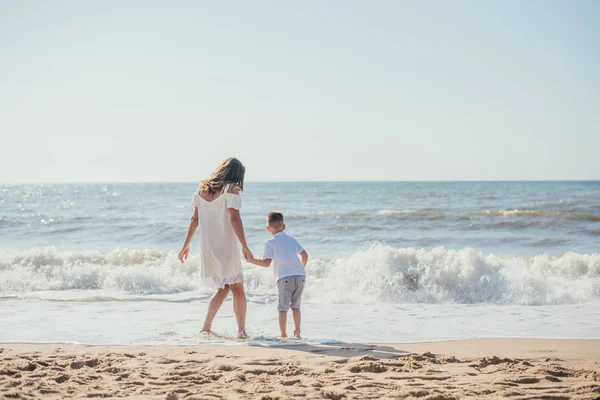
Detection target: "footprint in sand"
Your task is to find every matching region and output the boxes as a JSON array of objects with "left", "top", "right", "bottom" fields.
[
  {"left": 148, "top": 381, "right": 171, "bottom": 386},
  {"left": 38, "top": 389, "right": 60, "bottom": 395},
  {"left": 511, "top": 377, "right": 540, "bottom": 384},
  {"left": 347, "top": 358, "right": 388, "bottom": 373},
  {"left": 320, "top": 390, "right": 345, "bottom": 400},
  {"left": 546, "top": 368, "right": 571, "bottom": 378},
  {"left": 280, "top": 379, "right": 301, "bottom": 386},
  {"left": 54, "top": 374, "right": 69, "bottom": 384},
  {"left": 157, "top": 358, "right": 180, "bottom": 364},
  {"left": 84, "top": 358, "right": 99, "bottom": 368},
  {"left": 17, "top": 363, "right": 37, "bottom": 372}
]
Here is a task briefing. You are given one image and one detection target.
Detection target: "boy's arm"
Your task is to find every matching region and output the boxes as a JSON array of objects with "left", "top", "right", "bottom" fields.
[
  {"left": 299, "top": 250, "right": 308, "bottom": 268},
  {"left": 249, "top": 240, "right": 274, "bottom": 268},
  {"left": 247, "top": 257, "right": 272, "bottom": 268},
  {"left": 296, "top": 240, "right": 308, "bottom": 267}
]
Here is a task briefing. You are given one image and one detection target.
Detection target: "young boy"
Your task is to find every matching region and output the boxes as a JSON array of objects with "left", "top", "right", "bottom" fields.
[{"left": 246, "top": 211, "right": 309, "bottom": 338}]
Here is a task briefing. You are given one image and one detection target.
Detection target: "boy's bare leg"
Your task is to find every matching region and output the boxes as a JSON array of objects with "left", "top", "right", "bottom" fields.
[
  {"left": 279, "top": 311, "right": 288, "bottom": 338},
  {"left": 292, "top": 308, "right": 301, "bottom": 338}
]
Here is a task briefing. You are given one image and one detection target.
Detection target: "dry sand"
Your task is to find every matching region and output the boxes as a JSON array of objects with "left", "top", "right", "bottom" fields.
[{"left": 1, "top": 339, "right": 599, "bottom": 399}]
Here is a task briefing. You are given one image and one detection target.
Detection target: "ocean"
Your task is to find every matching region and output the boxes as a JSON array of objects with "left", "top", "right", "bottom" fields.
[{"left": 1, "top": 181, "right": 599, "bottom": 345}]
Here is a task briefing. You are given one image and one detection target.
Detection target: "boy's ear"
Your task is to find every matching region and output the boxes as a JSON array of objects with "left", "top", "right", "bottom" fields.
[{"left": 282, "top": 224, "right": 286, "bottom": 230}]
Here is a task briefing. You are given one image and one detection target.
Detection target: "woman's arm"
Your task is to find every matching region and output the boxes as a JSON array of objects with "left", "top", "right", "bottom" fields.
[
  {"left": 227, "top": 185, "right": 253, "bottom": 259},
  {"left": 228, "top": 208, "right": 253, "bottom": 259},
  {"left": 178, "top": 207, "right": 199, "bottom": 263}
]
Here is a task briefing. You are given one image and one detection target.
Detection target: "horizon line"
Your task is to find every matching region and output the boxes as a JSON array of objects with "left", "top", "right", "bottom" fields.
[{"left": 2, "top": 179, "right": 600, "bottom": 185}]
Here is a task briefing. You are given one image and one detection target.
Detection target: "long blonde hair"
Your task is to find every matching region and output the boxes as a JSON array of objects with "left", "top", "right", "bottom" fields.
[{"left": 199, "top": 157, "right": 245, "bottom": 194}]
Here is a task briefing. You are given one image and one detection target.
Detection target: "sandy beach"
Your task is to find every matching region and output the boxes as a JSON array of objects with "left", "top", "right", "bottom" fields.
[{"left": 1, "top": 339, "right": 599, "bottom": 399}]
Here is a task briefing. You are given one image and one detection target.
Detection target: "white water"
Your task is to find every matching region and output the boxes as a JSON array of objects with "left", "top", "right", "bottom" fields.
[
  {"left": 2, "top": 245, "right": 598, "bottom": 305},
  {"left": 1, "top": 245, "right": 599, "bottom": 345}
]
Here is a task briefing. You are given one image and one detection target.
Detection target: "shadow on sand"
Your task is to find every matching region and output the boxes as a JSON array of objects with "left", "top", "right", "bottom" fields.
[{"left": 249, "top": 341, "right": 412, "bottom": 359}]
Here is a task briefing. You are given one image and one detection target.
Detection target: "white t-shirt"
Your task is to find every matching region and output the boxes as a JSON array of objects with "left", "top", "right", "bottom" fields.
[{"left": 263, "top": 231, "right": 306, "bottom": 282}]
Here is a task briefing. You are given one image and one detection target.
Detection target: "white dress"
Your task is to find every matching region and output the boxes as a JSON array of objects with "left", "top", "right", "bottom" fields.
[{"left": 192, "top": 185, "right": 243, "bottom": 288}]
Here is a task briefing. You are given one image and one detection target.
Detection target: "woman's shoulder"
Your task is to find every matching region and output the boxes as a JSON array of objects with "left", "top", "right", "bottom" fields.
[{"left": 226, "top": 184, "right": 241, "bottom": 195}]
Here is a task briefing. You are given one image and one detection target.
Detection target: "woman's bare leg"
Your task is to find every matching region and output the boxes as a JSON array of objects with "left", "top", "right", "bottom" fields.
[
  {"left": 229, "top": 282, "right": 247, "bottom": 338},
  {"left": 201, "top": 286, "right": 231, "bottom": 333}
]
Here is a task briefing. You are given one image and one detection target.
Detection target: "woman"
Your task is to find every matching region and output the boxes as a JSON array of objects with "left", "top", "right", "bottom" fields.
[{"left": 178, "top": 157, "right": 253, "bottom": 338}]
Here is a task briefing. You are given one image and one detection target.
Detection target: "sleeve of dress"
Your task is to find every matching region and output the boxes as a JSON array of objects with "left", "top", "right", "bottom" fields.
[
  {"left": 192, "top": 192, "right": 200, "bottom": 208},
  {"left": 226, "top": 193, "right": 242, "bottom": 210}
]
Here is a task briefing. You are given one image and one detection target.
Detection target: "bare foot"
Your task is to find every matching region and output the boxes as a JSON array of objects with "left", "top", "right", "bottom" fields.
[
  {"left": 280, "top": 334, "right": 288, "bottom": 339},
  {"left": 237, "top": 330, "right": 249, "bottom": 339},
  {"left": 294, "top": 331, "right": 301, "bottom": 339}
]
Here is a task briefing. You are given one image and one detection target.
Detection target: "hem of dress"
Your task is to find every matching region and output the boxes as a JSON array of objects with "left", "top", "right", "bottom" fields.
[{"left": 203, "top": 273, "right": 245, "bottom": 289}]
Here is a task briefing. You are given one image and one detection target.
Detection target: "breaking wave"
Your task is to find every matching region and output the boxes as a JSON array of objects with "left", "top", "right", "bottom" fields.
[{"left": 1, "top": 246, "right": 598, "bottom": 306}]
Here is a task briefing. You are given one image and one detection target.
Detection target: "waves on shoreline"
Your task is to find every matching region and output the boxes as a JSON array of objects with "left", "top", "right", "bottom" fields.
[{"left": 1, "top": 245, "right": 598, "bottom": 306}]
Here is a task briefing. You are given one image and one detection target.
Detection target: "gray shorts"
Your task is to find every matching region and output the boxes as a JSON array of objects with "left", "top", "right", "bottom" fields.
[{"left": 277, "top": 275, "right": 305, "bottom": 312}]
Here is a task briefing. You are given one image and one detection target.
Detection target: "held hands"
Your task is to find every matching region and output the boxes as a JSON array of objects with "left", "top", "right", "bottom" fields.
[
  {"left": 242, "top": 246, "right": 254, "bottom": 261},
  {"left": 178, "top": 245, "right": 190, "bottom": 263}
]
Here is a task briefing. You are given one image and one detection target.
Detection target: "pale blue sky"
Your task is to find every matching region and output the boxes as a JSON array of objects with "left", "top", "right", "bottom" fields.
[{"left": 1, "top": 0, "right": 598, "bottom": 183}]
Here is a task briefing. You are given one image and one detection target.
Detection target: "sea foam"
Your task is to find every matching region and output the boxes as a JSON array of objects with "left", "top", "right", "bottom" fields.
[{"left": 1, "top": 245, "right": 598, "bottom": 305}]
